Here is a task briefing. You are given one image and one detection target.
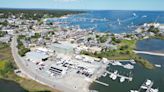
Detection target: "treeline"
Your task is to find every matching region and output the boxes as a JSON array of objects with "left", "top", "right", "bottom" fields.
[
  {"left": 0, "top": 42, "right": 9, "bottom": 49},
  {"left": 17, "top": 35, "right": 30, "bottom": 56},
  {"left": 0, "top": 8, "right": 84, "bottom": 20}
]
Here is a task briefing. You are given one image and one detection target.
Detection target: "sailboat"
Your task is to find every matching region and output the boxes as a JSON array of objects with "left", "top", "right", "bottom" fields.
[
  {"left": 133, "top": 13, "right": 137, "bottom": 17},
  {"left": 117, "top": 18, "right": 121, "bottom": 25},
  {"left": 142, "top": 15, "right": 147, "bottom": 18}
]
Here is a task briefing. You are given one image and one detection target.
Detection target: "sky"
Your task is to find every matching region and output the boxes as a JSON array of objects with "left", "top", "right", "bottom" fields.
[{"left": 0, "top": 0, "right": 164, "bottom": 11}]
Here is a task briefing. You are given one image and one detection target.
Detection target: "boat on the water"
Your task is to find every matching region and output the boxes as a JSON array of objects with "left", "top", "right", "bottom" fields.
[
  {"left": 142, "top": 15, "right": 147, "bottom": 18},
  {"left": 130, "top": 90, "right": 139, "bottom": 92},
  {"left": 112, "top": 61, "right": 122, "bottom": 66},
  {"left": 109, "top": 70, "right": 118, "bottom": 80},
  {"left": 117, "top": 18, "right": 121, "bottom": 25},
  {"left": 155, "top": 64, "right": 161, "bottom": 68},
  {"left": 150, "top": 88, "right": 159, "bottom": 92},
  {"left": 120, "top": 77, "right": 125, "bottom": 83},
  {"left": 123, "top": 64, "right": 134, "bottom": 69},
  {"left": 133, "top": 13, "right": 137, "bottom": 17}
]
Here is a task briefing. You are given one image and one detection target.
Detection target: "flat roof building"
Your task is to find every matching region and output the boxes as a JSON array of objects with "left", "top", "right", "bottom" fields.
[
  {"left": 47, "top": 42, "right": 74, "bottom": 55},
  {"left": 25, "top": 51, "right": 49, "bottom": 62}
]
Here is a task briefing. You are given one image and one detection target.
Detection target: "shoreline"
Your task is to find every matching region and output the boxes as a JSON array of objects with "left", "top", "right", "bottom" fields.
[{"left": 1, "top": 9, "right": 164, "bottom": 91}]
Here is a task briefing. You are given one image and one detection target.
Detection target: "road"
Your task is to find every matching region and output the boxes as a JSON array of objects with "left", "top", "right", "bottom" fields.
[
  {"left": 11, "top": 35, "right": 78, "bottom": 92},
  {"left": 133, "top": 50, "right": 164, "bottom": 57}
]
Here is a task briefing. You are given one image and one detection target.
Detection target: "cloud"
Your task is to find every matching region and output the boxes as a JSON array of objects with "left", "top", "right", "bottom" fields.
[{"left": 53, "top": 0, "right": 79, "bottom": 2}]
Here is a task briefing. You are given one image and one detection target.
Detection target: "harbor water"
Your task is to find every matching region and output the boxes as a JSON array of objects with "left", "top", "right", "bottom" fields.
[
  {"left": 89, "top": 39, "right": 164, "bottom": 92},
  {"left": 48, "top": 10, "right": 164, "bottom": 33},
  {"left": 48, "top": 10, "right": 164, "bottom": 92}
]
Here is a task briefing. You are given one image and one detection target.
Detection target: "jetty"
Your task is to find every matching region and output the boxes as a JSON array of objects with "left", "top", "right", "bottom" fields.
[{"left": 133, "top": 50, "right": 164, "bottom": 57}]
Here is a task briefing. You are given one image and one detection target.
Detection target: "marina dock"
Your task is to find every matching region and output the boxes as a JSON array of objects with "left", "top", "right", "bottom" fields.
[
  {"left": 138, "top": 80, "right": 155, "bottom": 92},
  {"left": 106, "top": 71, "right": 133, "bottom": 81},
  {"left": 145, "top": 82, "right": 154, "bottom": 92},
  {"left": 130, "top": 79, "right": 159, "bottom": 92}
]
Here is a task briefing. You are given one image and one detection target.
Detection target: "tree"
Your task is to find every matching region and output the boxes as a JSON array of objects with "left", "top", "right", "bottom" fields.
[
  {"left": 120, "top": 45, "right": 129, "bottom": 50},
  {"left": 0, "top": 31, "right": 7, "bottom": 37},
  {"left": 87, "top": 37, "right": 92, "bottom": 41},
  {"left": 147, "top": 26, "right": 160, "bottom": 34},
  {"left": 112, "top": 37, "right": 121, "bottom": 43},
  {"left": 31, "top": 33, "right": 41, "bottom": 39}
]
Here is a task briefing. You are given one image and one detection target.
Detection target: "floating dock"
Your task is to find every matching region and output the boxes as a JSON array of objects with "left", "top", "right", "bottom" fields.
[
  {"left": 138, "top": 79, "right": 155, "bottom": 92},
  {"left": 106, "top": 71, "right": 133, "bottom": 81},
  {"left": 130, "top": 79, "right": 159, "bottom": 92}
]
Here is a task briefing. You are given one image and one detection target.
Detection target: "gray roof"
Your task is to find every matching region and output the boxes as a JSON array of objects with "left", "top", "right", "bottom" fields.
[{"left": 26, "top": 51, "right": 49, "bottom": 61}]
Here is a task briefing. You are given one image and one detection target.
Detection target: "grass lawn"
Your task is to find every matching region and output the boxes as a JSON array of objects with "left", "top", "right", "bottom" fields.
[
  {"left": 0, "top": 47, "right": 13, "bottom": 61},
  {"left": 119, "top": 40, "right": 136, "bottom": 49},
  {"left": 19, "top": 79, "right": 58, "bottom": 92},
  {"left": 81, "top": 39, "right": 154, "bottom": 69},
  {"left": 0, "top": 60, "right": 6, "bottom": 69}
]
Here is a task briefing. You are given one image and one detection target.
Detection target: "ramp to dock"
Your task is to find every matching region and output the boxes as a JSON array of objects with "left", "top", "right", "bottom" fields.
[{"left": 94, "top": 80, "right": 109, "bottom": 86}]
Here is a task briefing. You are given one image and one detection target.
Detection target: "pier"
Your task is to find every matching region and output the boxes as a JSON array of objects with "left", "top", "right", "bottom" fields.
[
  {"left": 92, "top": 64, "right": 109, "bottom": 87},
  {"left": 138, "top": 80, "right": 154, "bottom": 92},
  {"left": 145, "top": 82, "right": 154, "bottom": 92},
  {"left": 106, "top": 71, "right": 133, "bottom": 81},
  {"left": 94, "top": 80, "right": 109, "bottom": 86},
  {"left": 130, "top": 79, "right": 159, "bottom": 92}
]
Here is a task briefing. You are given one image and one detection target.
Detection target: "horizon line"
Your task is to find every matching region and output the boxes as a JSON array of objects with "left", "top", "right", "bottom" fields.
[{"left": 0, "top": 7, "right": 164, "bottom": 12}]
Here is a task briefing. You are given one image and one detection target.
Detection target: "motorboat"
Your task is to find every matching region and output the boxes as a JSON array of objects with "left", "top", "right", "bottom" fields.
[
  {"left": 112, "top": 61, "right": 122, "bottom": 66},
  {"left": 146, "top": 79, "right": 152, "bottom": 86},
  {"left": 141, "top": 85, "right": 148, "bottom": 89},
  {"left": 112, "top": 74, "right": 117, "bottom": 80},
  {"left": 109, "top": 73, "right": 114, "bottom": 78},
  {"left": 142, "top": 15, "right": 147, "bottom": 18},
  {"left": 112, "top": 71, "right": 118, "bottom": 80},
  {"left": 120, "top": 77, "right": 125, "bottom": 82},
  {"left": 155, "top": 64, "right": 161, "bottom": 68},
  {"left": 130, "top": 90, "right": 139, "bottom": 92},
  {"left": 123, "top": 64, "right": 134, "bottom": 69},
  {"left": 150, "top": 88, "right": 159, "bottom": 92}
]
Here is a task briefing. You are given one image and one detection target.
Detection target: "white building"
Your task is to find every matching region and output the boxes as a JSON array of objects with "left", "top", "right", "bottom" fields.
[
  {"left": 25, "top": 51, "right": 49, "bottom": 62},
  {"left": 2, "top": 29, "right": 14, "bottom": 35}
]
